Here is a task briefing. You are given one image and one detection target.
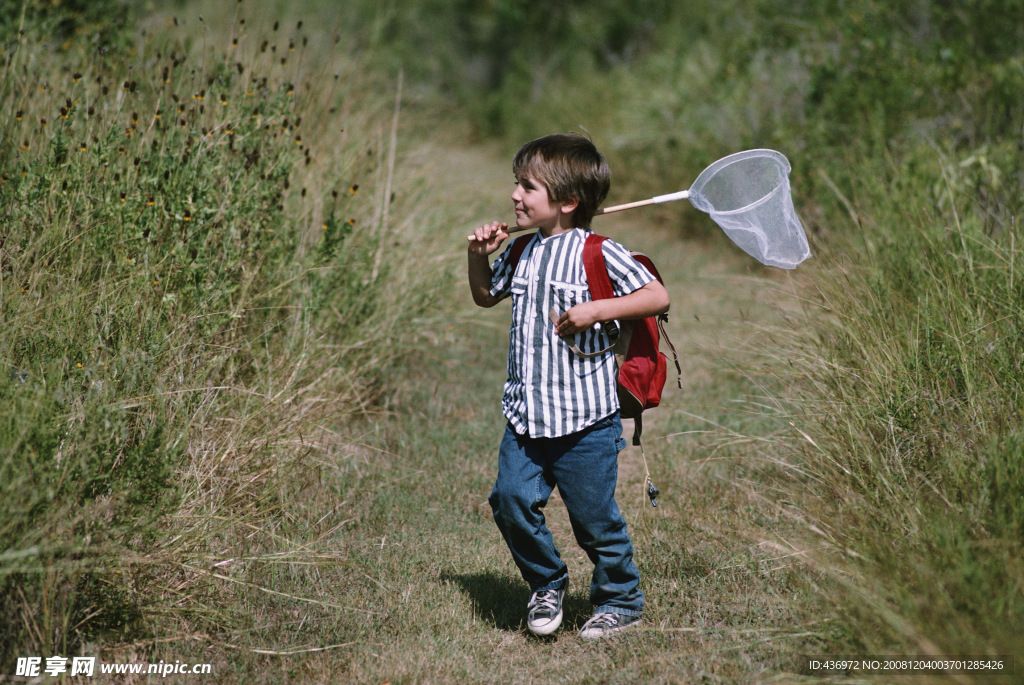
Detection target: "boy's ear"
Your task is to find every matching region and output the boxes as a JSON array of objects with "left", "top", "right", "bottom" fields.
[{"left": 560, "top": 198, "right": 578, "bottom": 215}]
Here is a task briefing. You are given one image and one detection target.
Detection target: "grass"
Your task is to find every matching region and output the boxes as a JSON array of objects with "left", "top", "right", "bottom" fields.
[
  {"left": 760, "top": 147, "right": 1024, "bottom": 671},
  {"left": 148, "top": 212, "right": 823, "bottom": 682},
  {"left": 4, "top": 0, "right": 1024, "bottom": 682},
  {"left": 0, "top": 0, "right": 458, "bottom": 672}
]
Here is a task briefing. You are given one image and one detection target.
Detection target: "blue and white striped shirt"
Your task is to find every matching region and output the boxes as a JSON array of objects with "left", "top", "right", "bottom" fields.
[{"left": 489, "top": 228, "right": 655, "bottom": 438}]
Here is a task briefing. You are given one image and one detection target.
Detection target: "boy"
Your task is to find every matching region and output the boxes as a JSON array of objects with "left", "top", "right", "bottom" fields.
[{"left": 467, "top": 133, "right": 670, "bottom": 639}]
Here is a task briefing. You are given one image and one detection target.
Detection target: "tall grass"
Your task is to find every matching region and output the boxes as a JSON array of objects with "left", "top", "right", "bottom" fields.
[
  {"left": 768, "top": 142, "right": 1024, "bottom": 664},
  {"left": 0, "top": 1, "right": 453, "bottom": 667}
]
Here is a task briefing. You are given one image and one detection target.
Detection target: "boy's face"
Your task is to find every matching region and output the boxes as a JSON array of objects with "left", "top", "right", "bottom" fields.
[{"left": 512, "top": 175, "right": 576, "bottom": 234}]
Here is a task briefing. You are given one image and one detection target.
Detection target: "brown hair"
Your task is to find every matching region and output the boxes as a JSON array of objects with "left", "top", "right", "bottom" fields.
[{"left": 512, "top": 133, "right": 610, "bottom": 229}]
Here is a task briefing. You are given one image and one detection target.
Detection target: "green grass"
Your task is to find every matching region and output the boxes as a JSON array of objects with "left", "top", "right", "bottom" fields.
[
  {"left": 137, "top": 216, "right": 824, "bottom": 682},
  {"left": 0, "top": 0, "right": 455, "bottom": 670},
  {"left": 763, "top": 147, "right": 1024, "bottom": 669},
  {"left": 4, "top": 0, "right": 1024, "bottom": 682}
]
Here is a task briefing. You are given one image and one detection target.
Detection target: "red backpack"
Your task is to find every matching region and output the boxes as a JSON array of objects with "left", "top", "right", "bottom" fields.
[{"left": 506, "top": 233, "right": 681, "bottom": 446}]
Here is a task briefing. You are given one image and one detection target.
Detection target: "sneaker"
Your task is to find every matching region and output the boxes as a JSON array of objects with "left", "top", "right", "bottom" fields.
[
  {"left": 578, "top": 611, "right": 642, "bottom": 640},
  {"left": 526, "top": 587, "right": 565, "bottom": 636}
]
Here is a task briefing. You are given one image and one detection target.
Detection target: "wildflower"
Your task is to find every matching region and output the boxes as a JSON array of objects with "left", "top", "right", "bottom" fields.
[
  {"left": 120, "top": 192, "right": 126, "bottom": 202},
  {"left": 15, "top": 110, "right": 22, "bottom": 121},
  {"left": 40, "top": 117, "right": 47, "bottom": 127},
  {"left": 79, "top": 142, "right": 87, "bottom": 152},
  {"left": 349, "top": 184, "right": 359, "bottom": 195},
  {"left": 347, "top": 218, "right": 356, "bottom": 226},
  {"left": 73, "top": 72, "right": 82, "bottom": 82}
]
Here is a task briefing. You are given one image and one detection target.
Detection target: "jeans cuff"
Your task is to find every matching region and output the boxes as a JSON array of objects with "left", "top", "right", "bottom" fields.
[
  {"left": 593, "top": 604, "right": 643, "bottom": 617},
  {"left": 531, "top": 575, "right": 568, "bottom": 594}
]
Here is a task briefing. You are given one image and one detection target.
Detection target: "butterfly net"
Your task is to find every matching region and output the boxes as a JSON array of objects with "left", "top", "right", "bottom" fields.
[{"left": 687, "top": 149, "right": 810, "bottom": 269}]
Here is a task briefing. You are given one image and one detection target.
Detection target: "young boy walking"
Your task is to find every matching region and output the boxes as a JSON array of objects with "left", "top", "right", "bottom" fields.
[{"left": 467, "top": 133, "right": 670, "bottom": 639}]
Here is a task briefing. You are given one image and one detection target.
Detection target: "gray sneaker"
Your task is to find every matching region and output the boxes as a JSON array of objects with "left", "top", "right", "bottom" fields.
[
  {"left": 578, "top": 611, "right": 642, "bottom": 640},
  {"left": 526, "top": 587, "right": 565, "bottom": 636}
]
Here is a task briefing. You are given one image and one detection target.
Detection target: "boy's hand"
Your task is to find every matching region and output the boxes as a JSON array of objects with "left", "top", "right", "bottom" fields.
[
  {"left": 555, "top": 302, "right": 603, "bottom": 337},
  {"left": 467, "top": 221, "right": 509, "bottom": 256}
]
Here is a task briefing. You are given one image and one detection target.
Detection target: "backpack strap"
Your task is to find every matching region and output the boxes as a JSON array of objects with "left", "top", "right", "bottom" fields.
[
  {"left": 658, "top": 315, "right": 683, "bottom": 389},
  {"left": 505, "top": 232, "right": 535, "bottom": 274},
  {"left": 551, "top": 233, "right": 619, "bottom": 359},
  {"left": 582, "top": 234, "right": 614, "bottom": 300}
]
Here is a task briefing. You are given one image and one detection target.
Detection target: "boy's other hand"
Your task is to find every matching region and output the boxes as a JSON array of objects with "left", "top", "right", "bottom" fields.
[
  {"left": 467, "top": 221, "right": 509, "bottom": 255},
  {"left": 555, "top": 302, "right": 603, "bottom": 337}
]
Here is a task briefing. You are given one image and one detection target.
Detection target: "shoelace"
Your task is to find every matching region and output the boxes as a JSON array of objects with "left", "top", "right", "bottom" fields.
[
  {"left": 581, "top": 612, "right": 619, "bottom": 629},
  {"left": 529, "top": 590, "right": 560, "bottom": 617}
]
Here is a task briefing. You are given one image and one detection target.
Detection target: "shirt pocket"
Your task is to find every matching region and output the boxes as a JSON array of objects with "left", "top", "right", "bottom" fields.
[
  {"left": 549, "top": 280, "right": 588, "bottom": 315},
  {"left": 549, "top": 281, "right": 617, "bottom": 361},
  {"left": 508, "top": 276, "right": 530, "bottom": 322}
]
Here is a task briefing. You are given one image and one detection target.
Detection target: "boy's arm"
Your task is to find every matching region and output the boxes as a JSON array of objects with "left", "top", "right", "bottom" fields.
[
  {"left": 467, "top": 221, "right": 509, "bottom": 308},
  {"left": 553, "top": 279, "right": 669, "bottom": 338}
]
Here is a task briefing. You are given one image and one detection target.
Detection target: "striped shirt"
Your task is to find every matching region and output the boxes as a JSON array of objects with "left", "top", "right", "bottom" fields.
[{"left": 489, "top": 228, "right": 655, "bottom": 438}]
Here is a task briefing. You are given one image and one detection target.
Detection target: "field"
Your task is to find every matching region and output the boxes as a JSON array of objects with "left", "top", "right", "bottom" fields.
[{"left": 2, "top": 0, "right": 1023, "bottom": 682}]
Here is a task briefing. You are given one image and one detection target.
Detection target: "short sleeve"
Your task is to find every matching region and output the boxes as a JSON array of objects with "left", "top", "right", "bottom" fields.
[
  {"left": 600, "top": 239, "right": 656, "bottom": 297},
  {"left": 487, "top": 239, "right": 519, "bottom": 301}
]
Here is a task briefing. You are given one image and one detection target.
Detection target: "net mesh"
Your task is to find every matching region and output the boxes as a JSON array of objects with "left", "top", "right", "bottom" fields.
[{"left": 687, "top": 149, "right": 810, "bottom": 269}]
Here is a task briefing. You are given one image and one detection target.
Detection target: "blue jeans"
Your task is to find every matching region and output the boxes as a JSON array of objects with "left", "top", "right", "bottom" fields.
[{"left": 488, "top": 413, "right": 644, "bottom": 616}]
